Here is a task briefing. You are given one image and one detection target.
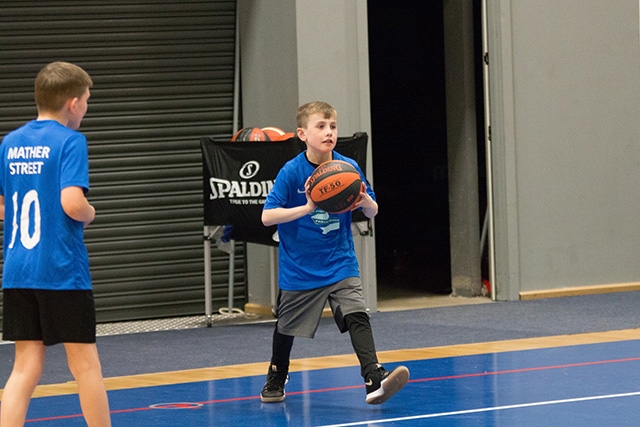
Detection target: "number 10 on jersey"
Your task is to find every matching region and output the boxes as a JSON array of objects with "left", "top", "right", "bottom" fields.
[{"left": 8, "top": 190, "right": 41, "bottom": 250}]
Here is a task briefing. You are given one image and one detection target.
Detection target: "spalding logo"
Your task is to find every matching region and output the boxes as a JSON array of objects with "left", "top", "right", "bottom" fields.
[
  {"left": 239, "top": 161, "right": 260, "bottom": 179},
  {"left": 209, "top": 160, "right": 273, "bottom": 199}
]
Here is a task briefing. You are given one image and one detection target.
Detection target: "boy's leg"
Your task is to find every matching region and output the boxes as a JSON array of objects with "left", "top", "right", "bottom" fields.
[
  {"left": 262, "top": 287, "right": 327, "bottom": 402},
  {"left": 343, "top": 310, "right": 410, "bottom": 404},
  {"left": 0, "top": 341, "right": 46, "bottom": 427},
  {"left": 344, "top": 311, "right": 379, "bottom": 377},
  {"left": 64, "top": 343, "right": 111, "bottom": 427},
  {"left": 328, "top": 278, "right": 379, "bottom": 377},
  {"left": 261, "top": 323, "right": 294, "bottom": 403},
  {"left": 270, "top": 323, "right": 295, "bottom": 371},
  {"left": 344, "top": 312, "right": 409, "bottom": 404}
]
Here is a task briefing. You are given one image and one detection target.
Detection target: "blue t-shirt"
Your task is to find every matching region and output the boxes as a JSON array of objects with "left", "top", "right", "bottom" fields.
[
  {"left": 264, "top": 151, "right": 375, "bottom": 291},
  {"left": 0, "top": 120, "right": 92, "bottom": 290}
]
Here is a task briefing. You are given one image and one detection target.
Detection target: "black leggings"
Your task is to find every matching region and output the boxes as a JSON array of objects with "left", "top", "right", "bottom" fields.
[{"left": 270, "top": 311, "right": 379, "bottom": 378}]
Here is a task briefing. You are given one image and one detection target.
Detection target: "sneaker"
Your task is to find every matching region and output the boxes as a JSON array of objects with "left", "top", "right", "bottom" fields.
[
  {"left": 260, "top": 364, "right": 289, "bottom": 403},
  {"left": 365, "top": 364, "right": 410, "bottom": 404}
]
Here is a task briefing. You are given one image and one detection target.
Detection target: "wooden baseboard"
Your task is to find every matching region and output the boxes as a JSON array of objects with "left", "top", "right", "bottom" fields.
[
  {"left": 244, "top": 303, "right": 333, "bottom": 317},
  {"left": 243, "top": 303, "right": 275, "bottom": 317},
  {"left": 519, "top": 282, "right": 640, "bottom": 300}
]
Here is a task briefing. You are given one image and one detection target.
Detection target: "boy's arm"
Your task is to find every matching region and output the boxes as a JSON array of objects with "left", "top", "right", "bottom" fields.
[
  {"left": 262, "top": 190, "right": 316, "bottom": 226},
  {"left": 0, "top": 195, "right": 4, "bottom": 220},
  {"left": 354, "top": 182, "right": 378, "bottom": 219},
  {"left": 262, "top": 176, "right": 316, "bottom": 226},
  {"left": 262, "top": 204, "right": 315, "bottom": 227},
  {"left": 61, "top": 186, "right": 95, "bottom": 227}
]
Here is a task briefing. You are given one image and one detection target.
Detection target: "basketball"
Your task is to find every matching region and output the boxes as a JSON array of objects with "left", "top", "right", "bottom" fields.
[
  {"left": 261, "top": 126, "right": 285, "bottom": 141},
  {"left": 231, "top": 127, "right": 270, "bottom": 142},
  {"left": 308, "top": 160, "right": 362, "bottom": 213},
  {"left": 276, "top": 132, "right": 295, "bottom": 141}
]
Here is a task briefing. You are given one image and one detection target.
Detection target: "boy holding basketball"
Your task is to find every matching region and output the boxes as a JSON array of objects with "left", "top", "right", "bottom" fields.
[
  {"left": 0, "top": 62, "right": 112, "bottom": 426},
  {"left": 260, "top": 101, "right": 409, "bottom": 404}
]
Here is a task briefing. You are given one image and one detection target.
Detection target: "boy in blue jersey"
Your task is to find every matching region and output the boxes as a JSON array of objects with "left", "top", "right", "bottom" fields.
[
  {"left": 0, "top": 62, "right": 112, "bottom": 426},
  {"left": 260, "top": 101, "right": 409, "bottom": 405}
]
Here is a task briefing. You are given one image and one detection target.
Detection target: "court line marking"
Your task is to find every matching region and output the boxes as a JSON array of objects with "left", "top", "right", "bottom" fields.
[{"left": 316, "top": 391, "right": 640, "bottom": 427}]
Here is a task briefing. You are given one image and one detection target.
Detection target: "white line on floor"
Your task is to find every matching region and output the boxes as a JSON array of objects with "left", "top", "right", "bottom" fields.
[{"left": 317, "top": 391, "right": 640, "bottom": 427}]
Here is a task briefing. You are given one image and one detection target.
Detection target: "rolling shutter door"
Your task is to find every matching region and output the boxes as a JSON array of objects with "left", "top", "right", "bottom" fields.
[{"left": 0, "top": 1, "right": 244, "bottom": 324}]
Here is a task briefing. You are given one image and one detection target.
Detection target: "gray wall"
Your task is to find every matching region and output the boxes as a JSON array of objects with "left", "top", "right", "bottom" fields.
[
  {"left": 487, "top": 0, "right": 640, "bottom": 300},
  {"left": 444, "top": 0, "right": 482, "bottom": 297},
  {"left": 237, "top": 0, "right": 640, "bottom": 304}
]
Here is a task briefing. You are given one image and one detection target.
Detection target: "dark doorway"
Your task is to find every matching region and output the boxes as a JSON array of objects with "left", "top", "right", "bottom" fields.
[{"left": 367, "top": 1, "right": 452, "bottom": 295}]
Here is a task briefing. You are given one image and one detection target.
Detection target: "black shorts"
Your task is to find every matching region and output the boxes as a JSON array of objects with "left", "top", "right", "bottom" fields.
[{"left": 2, "top": 288, "right": 97, "bottom": 346}]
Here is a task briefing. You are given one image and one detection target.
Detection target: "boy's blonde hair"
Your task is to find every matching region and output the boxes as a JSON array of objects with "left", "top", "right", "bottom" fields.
[
  {"left": 296, "top": 101, "right": 337, "bottom": 128},
  {"left": 34, "top": 62, "right": 93, "bottom": 113}
]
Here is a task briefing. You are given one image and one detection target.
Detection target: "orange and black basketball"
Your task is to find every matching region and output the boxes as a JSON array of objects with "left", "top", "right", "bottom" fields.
[
  {"left": 231, "top": 127, "right": 270, "bottom": 141},
  {"left": 276, "top": 132, "right": 296, "bottom": 141},
  {"left": 308, "top": 160, "right": 362, "bottom": 213},
  {"left": 261, "top": 126, "right": 285, "bottom": 141}
]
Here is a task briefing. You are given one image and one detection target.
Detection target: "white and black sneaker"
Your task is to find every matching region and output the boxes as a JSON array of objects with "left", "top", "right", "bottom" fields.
[
  {"left": 364, "top": 365, "right": 409, "bottom": 404},
  {"left": 260, "top": 365, "right": 289, "bottom": 403}
]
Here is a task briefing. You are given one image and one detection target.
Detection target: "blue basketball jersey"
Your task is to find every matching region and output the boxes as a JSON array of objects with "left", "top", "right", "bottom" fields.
[
  {"left": 264, "top": 151, "right": 375, "bottom": 291},
  {"left": 0, "top": 120, "right": 92, "bottom": 290}
]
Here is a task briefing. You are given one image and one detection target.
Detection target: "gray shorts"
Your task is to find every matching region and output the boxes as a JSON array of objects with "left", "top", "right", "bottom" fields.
[{"left": 276, "top": 277, "right": 368, "bottom": 338}]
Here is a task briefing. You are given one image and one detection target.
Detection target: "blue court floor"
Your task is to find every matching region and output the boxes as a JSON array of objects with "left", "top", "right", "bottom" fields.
[{"left": 20, "top": 338, "right": 640, "bottom": 426}]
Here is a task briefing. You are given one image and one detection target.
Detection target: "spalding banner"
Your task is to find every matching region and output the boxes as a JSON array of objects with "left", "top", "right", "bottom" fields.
[{"left": 201, "top": 133, "right": 369, "bottom": 246}]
